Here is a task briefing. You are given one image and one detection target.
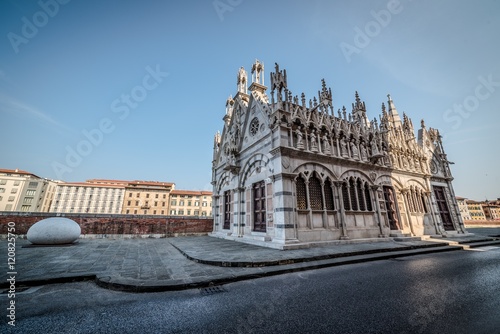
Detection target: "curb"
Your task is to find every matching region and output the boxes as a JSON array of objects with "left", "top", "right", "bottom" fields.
[
  {"left": 170, "top": 241, "right": 451, "bottom": 268},
  {"left": 466, "top": 240, "right": 500, "bottom": 248},
  {"left": 1, "top": 244, "right": 462, "bottom": 293},
  {"left": 96, "top": 245, "right": 463, "bottom": 293}
]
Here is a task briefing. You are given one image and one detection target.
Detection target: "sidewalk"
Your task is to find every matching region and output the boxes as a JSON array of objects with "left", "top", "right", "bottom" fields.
[{"left": 1, "top": 234, "right": 498, "bottom": 293}]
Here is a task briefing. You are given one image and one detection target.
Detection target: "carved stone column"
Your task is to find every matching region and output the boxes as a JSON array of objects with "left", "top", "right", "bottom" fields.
[
  {"left": 213, "top": 195, "right": 220, "bottom": 233},
  {"left": 426, "top": 190, "right": 443, "bottom": 235},
  {"left": 304, "top": 179, "right": 312, "bottom": 229},
  {"left": 236, "top": 187, "right": 245, "bottom": 237},
  {"left": 334, "top": 181, "right": 349, "bottom": 239},
  {"left": 371, "top": 185, "right": 386, "bottom": 237},
  {"left": 401, "top": 188, "right": 416, "bottom": 236},
  {"left": 320, "top": 180, "right": 327, "bottom": 229}
]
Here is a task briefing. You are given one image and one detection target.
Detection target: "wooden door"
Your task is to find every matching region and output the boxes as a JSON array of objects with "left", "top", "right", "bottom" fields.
[
  {"left": 253, "top": 181, "right": 266, "bottom": 232},
  {"left": 223, "top": 190, "right": 231, "bottom": 230},
  {"left": 383, "top": 186, "right": 401, "bottom": 230},
  {"left": 433, "top": 186, "right": 454, "bottom": 231}
]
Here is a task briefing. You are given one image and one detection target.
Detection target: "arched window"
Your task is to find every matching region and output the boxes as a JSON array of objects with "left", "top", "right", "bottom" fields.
[
  {"left": 324, "top": 179, "right": 335, "bottom": 210},
  {"left": 364, "top": 183, "right": 373, "bottom": 211},
  {"left": 407, "top": 192, "right": 414, "bottom": 212},
  {"left": 349, "top": 178, "right": 358, "bottom": 211},
  {"left": 407, "top": 187, "right": 427, "bottom": 213},
  {"left": 296, "top": 175, "right": 307, "bottom": 210},
  {"left": 357, "top": 179, "right": 366, "bottom": 211},
  {"left": 421, "top": 193, "right": 428, "bottom": 213},
  {"left": 342, "top": 182, "right": 350, "bottom": 211},
  {"left": 415, "top": 190, "right": 423, "bottom": 212},
  {"left": 309, "top": 173, "right": 323, "bottom": 210},
  {"left": 342, "top": 177, "right": 373, "bottom": 212}
]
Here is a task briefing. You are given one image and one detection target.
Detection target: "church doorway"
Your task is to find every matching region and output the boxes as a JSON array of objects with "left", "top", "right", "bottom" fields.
[
  {"left": 253, "top": 181, "right": 267, "bottom": 232},
  {"left": 223, "top": 190, "right": 231, "bottom": 230},
  {"left": 433, "top": 186, "right": 455, "bottom": 231},
  {"left": 383, "top": 186, "right": 401, "bottom": 230}
]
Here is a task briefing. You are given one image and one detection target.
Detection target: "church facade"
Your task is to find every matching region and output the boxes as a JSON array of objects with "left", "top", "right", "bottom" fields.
[{"left": 211, "top": 60, "right": 466, "bottom": 249}]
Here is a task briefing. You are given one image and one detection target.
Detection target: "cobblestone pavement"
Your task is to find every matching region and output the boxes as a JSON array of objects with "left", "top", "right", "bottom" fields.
[{"left": 0, "top": 234, "right": 496, "bottom": 292}]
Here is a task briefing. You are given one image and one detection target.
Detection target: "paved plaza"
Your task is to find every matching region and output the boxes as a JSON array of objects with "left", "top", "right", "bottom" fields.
[{"left": 1, "top": 229, "right": 499, "bottom": 292}]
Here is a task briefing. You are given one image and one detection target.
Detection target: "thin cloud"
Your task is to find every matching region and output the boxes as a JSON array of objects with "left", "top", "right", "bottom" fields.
[
  {"left": 445, "top": 137, "right": 483, "bottom": 146},
  {"left": 0, "top": 93, "right": 74, "bottom": 134},
  {"left": 442, "top": 124, "right": 497, "bottom": 138},
  {"left": 442, "top": 125, "right": 496, "bottom": 146}
]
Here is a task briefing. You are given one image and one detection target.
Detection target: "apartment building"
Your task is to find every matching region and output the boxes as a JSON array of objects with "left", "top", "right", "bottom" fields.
[
  {"left": 169, "top": 190, "right": 212, "bottom": 217},
  {"left": 119, "top": 180, "right": 175, "bottom": 215},
  {"left": 466, "top": 200, "right": 487, "bottom": 220},
  {"left": 482, "top": 202, "right": 500, "bottom": 220},
  {"left": 456, "top": 197, "right": 471, "bottom": 221},
  {"left": 49, "top": 182, "right": 125, "bottom": 214},
  {"left": 1, "top": 170, "right": 213, "bottom": 216},
  {"left": 0, "top": 168, "right": 56, "bottom": 212}
]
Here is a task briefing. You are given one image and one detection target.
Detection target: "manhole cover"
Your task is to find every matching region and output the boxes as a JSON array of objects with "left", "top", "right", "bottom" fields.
[{"left": 200, "top": 286, "right": 227, "bottom": 295}]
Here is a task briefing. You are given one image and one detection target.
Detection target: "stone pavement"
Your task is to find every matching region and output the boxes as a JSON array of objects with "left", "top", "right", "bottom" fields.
[{"left": 1, "top": 234, "right": 499, "bottom": 293}]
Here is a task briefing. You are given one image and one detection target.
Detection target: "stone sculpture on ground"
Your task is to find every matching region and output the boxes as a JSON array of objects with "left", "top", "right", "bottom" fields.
[{"left": 27, "top": 217, "right": 81, "bottom": 245}]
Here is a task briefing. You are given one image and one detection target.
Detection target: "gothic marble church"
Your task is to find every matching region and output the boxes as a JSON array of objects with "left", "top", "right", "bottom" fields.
[{"left": 211, "top": 60, "right": 466, "bottom": 249}]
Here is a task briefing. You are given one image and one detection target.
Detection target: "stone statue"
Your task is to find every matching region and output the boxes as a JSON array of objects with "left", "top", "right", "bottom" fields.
[
  {"left": 296, "top": 129, "right": 304, "bottom": 150},
  {"left": 370, "top": 140, "right": 379, "bottom": 156},
  {"left": 350, "top": 141, "right": 359, "bottom": 159},
  {"left": 341, "top": 138, "right": 348, "bottom": 157},
  {"left": 323, "top": 135, "right": 331, "bottom": 155},
  {"left": 310, "top": 130, "right": 318, "bottom": 152},
  {"left": 360, "top": 143, "right": 367, "bottom": 161}
]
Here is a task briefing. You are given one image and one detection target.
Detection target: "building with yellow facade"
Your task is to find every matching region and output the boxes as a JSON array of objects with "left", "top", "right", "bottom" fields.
[
  {"left": 482, "top": 202, "right": 500, "bottom": 220},
  {"left": 466, "top": 200, "right": 487, "bottom": 220},
  {"left": 169, "top": 190, "right": 212, "bottom": 217},
  {"left": 119, "top": 180, "right": 174, "bottom": 215}
]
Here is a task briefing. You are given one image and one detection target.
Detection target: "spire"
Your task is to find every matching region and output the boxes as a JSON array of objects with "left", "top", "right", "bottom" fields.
[
  {"left": 387, "top": 94, "right": 402, "bottom": 127},
  {"left": 249, "top": 59, "right": 268, "bottom": 95},
  {"left": 380, "top": 102, "right": 389, "bottom": 130},
  {"left": 251, "top": 59, "right": 264, "bottom": 85},
  {"left": 237, "top": 67, "right": 248, "bottom": 95},
  {"left": 351, "top": 91, "right": 369, "bottom": 127},
  {"left": 225, "top": 95, "right": 234, "bottom": 116}
]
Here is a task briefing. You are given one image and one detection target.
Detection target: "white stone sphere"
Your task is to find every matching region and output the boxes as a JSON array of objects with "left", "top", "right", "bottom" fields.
[{"left": 27, "top": 217, "right": 81, "bottom": 245}]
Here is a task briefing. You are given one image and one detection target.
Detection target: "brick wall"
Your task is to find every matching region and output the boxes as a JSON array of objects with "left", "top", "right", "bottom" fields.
[{"left": 0, "top": 212, "right": 213, "bottom": 237}]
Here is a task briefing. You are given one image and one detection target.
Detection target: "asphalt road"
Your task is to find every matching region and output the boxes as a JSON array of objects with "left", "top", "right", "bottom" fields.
[{"left": 2, "top": 242, "right": 499, "bottom": 334}]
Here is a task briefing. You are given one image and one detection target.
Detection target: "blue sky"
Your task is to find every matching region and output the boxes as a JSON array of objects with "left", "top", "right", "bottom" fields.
[{"left": 1, "top": 0, "right": 499, "bottom": 200}]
